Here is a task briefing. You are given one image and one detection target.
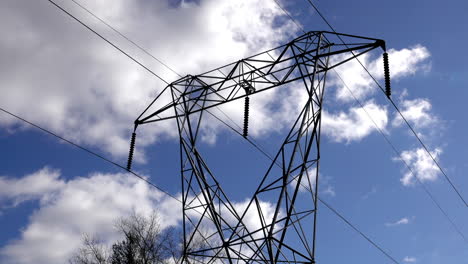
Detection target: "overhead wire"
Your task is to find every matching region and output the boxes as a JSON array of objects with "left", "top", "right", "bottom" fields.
[
  {"left": 0, "top": 101, "right": 401, "bottom": 264},
  {"left": 68, "top": 0, "right": 182, "bottom": 78},
  {"left": 0, "top": 107, "right": 181, "bottom": 203},
  {"left": 1, "top": 102, "right": 402, "bottom": 263},
  {"left": 273, "top": 0, "right": 468, "bottom": 251},
  {"left": 66, "top": 0, "right": 282, "bottom": 165},
  {"left": 274, "top": 0, "right": 468, "bottom": 245},
  {"left": 30, "top": 0, "right": 409, "bottom": 262},
  {"left": 47, "top": 0, "right": 169, "bottom": 85},
  {"left": 60, "top": 0, "right": 404, "bottom": 261},
  {"left": 205, "top": 104, "right": 403, "bottom": 263},
  {"left": 0, "top": 107, "right": 225, "bottom": 257},
  {"left": 333, "top": 71, "right": 468, "bottom": 245},
  {"left": 319, "top": 198, "right": 400, "bottom": 264},
  {"left": 272, "top": 0, "right": 307, "bottom": 35},
  {"left": 303, "top": 0, "right": 468, "bottom": 207}
]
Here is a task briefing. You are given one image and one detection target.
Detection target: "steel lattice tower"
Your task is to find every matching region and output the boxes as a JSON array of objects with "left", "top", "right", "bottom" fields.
[{"left": 131, "top": 31, "right": 389, "bottom": 264}]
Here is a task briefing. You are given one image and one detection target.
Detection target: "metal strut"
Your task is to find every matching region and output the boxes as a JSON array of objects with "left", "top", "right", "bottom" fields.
[
  {"left": 383, "top": 52, "right": 391, "bottom": 98},
  {"left": 133, "top": 31, "right": 389, "bottom": 264}
]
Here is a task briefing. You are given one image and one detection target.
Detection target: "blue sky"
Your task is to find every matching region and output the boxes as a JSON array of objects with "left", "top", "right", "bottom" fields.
[{"left": 0, "top": 0, "right": 467, "bottom": 263}]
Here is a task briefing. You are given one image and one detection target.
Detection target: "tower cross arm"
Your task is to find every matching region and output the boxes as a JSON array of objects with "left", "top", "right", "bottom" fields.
[{"left": 136, "top": 31, "right": 385, "bottom": 125}]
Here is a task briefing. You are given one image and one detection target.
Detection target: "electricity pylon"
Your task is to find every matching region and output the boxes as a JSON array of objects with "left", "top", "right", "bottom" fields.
[{"left": 129, "top": 31, "right": 390, "bottom": 264}]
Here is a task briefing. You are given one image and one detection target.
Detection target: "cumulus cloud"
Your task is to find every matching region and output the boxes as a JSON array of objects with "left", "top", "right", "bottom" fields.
[
  {"left": 385, "top": 217, "right": 411, "bottom": 227},
  {"left": 0, "top": 0, "right": 298, "bottom": 161},
  {"left": 332, "top": 45, "right": 430, "bottom": 102},
  {"left": 0, "top": 167, "right": 64, "bottom": 207},
  {"left": 371, "top": 45, "right": 431, "bottom": 79},
  {"left": 392, "top": 98, "right": 437, "bottom": 130},
  {"left": 321, "top": 45, "right": 431, "bottom": 146},
  {"left": 0, "top": 0, "right": 434, "bottom": 163},
  {"left": 395, "top": 147, "right": 442, "bottom": 186},
  {"left": 0, "top": 167, "right": 280, "bottom": 264},
  {"left": 0, "top": 168, "right": 181, "bottom": 264},
  {"left": 322, "top": 101, "right": 388, "bottom": 143}
]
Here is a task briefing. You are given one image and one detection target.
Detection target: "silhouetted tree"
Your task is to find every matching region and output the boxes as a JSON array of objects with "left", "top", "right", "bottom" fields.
[{"left": 69, "top": 212, "right": 179, "bottom": 264}]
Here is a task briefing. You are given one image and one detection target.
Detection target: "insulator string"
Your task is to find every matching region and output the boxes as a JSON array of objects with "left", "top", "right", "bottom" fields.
[
  {"left": 127, "top": 132, "right": 137, "bottom": 171},
  {"left": 243, "top": 96, "right": 250, "bottom": 138},
  {"left": 383, "top": 52, "right": 391, "bottom": 98}
]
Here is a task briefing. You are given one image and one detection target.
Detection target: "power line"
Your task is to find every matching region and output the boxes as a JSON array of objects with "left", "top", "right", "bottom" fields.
[
  {"left": 42, "top": 1, "right": 411, "bottom": 261},
  {"left": 206, "top": 105, "right": 403, "bottom": 263},
  {"left": 319, "top": 198, "right": 400, "bottom": 264},
  {"left": 1, "top": 102, "right": 401, "bottom": 264},
  {"left": 46, "top": 0, "right": 169, "bottom": 85},
  {"left": 68, "top": 0, "right": 182, "bottom": 78},
  {"left": 272, "top": 0, "right": 307, "bottom": 34},
  {"left": 273, "top": 0, "right": 468, "bottom": 246},
  {"left": 202, "top": 97, "right": 402, "bottom": 264},
  {"left": 333, "top": 70, "right": 468, "bottom": 245},
  {"left": 302, "top": 0, "right": 468, "bottom": 207},
  {"left": 66, "top": 0, "right": 284, "bottom": 167},
  {"left": 45, "top": 0, "right": 278, "bottom": 200},
  {"left": 273, "top": 0, "right": 468, "bottom": 250},
  {"left": 0, "top": 107, "right": 180, "bottom": 203}
]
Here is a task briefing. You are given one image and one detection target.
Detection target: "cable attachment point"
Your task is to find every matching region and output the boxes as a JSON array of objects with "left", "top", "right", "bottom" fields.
[
  {"left": 241, "top": 80, "right": 255, "bottom": 138},
  {"left": 383, "top": 52, "right": 391, "bottom": 98},
  {"left": 126, "top": 132, "right": 137, "bottom": 171}
]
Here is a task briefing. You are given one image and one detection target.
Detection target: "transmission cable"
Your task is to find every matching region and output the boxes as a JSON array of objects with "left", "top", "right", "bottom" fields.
[
  {"left": 45, "top": 0, "right": 276, "bottom": 193},
  {"left": 333, "top": 71, "right": 468, "bottom": 244},
  {"left": 275, "top": 0, "right": 468, "bottom": 245},
  {"left": 272, "top": 0, "right": 307, "bottom": 35},
  {"left": 1, "top": 103, "right": 400, "bottom": 263},
  {"left": 273, "top": 0, "right": 468, "bottom": 248},
  {"left": 0, "top": 107, "right": 180, "bottom": 203},
  {"left": 46, "top": 0, "right": 169, "bottom": 85},
  {"left": 68, "top": 0, "right": 182, "bottom": 78},
  {"left": 318, "top": 198, "right": 400, "bottom": 264},
  {"left": 66, "top": 0, "right": 282, "bottom": 164},
  {"left": 303, "top": 0, "right": 468, "bottom": 207},
  {"left": 201, "top": 100, "right": 402, "bottom": 264},
  {"left": 41, "top": 1, "right": 409, "bottom": 261}
]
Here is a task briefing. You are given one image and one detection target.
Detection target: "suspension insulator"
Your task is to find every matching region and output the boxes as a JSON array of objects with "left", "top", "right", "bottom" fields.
[
  {"left": 243, "top": 96, "right": 250, "bottom": 138},
  {"left": 126, "top": 132, "right": 136, "bottom": 171},
  {"left": 383, "top": 52, "right": 391, "bottom": 98}
]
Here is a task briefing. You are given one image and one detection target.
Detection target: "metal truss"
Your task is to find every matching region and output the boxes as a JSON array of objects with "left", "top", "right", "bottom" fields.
[{"left": 134, "top": 31, "right": 387, "bottom": 264}]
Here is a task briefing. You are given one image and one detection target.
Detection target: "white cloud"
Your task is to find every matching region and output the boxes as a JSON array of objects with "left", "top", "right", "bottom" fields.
[
  {"left": 392, "top": 98, "right": 437, "bottom": 129},
  {"left": 396, "top": 147, "right": 442, "bottom": 186},
  {"left": 0, "top": 168, "right": 181, "bottom": 264},
  {"left": 403, "top": 256, "right": 417, "bottom": 263},
  {"left": 0, "top": 0, "right": 298, "bottom": 160},
  {"left": 385, "top": 217, "right": 411, "bottom": 227},
  {"left": 322, "top": 101, "right": 388, "bottom": 143},
  {"left": 331, "top": 53, "right": 375, "bottom": 102},
  {"left": 332, "top": 45, "right": 430, "bottom": 102},
  {"left": 0, "top": 167, "right": 282, "bottom": 264},
  {"left": 373, "top": 45, "right": 431, "bottom": 78},
  {"left": 0, "top": 167, "right": 64, "bottom": 207},
  {"left": 0, "top": 0, "right": 433, "bottom": 163}
]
